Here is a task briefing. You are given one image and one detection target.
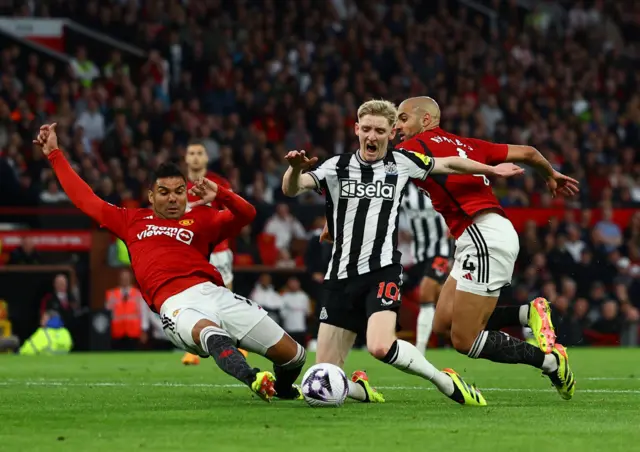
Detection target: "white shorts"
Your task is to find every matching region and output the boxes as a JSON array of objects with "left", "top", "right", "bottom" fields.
[
  {"left": 160, "top": 282, "right": 278, "bottom": 356},
  {"left": 210, "top": 249, "right": 234, "bottom": 286},
  {"left": 450, "top": 213, "right": 519, "bottom": 297}
]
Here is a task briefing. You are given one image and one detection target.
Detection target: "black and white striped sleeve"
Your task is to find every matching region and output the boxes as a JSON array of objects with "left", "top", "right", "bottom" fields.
[
  {"left": 395, "top": 149, "right": 435, "bottom": 180},
  {"left": 306, "top": 156, "right": 338, "bottom": 191}
]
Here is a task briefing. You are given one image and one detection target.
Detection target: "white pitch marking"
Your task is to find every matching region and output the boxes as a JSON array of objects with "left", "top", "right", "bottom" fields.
[{"left": 1, "top": 381, "right": 639, "bottom": 394}]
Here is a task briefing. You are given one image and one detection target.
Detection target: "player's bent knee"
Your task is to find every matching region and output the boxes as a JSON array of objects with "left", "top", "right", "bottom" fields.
[
  {"left": 450, "top": 329, "right": 474, "bottom": 355},
  {"left": 271, "top": 338, "right": 306, "bottom": 369},
  {"left": 266, "top": 333, "right": 306, "bottom": 367},
  {"left": 367, "top": 343, "right": 392, "bottom": 360},
  {"left": 191, "top": 319, "right": 222, "bottom": 346}
]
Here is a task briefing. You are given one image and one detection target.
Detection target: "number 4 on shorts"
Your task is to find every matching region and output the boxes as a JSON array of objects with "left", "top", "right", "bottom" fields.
[{"left": 462, "top": 255, "right": 476, "bottom": 272}]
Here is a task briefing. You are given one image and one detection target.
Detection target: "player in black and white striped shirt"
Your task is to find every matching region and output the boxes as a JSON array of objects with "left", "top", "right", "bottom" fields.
[
  {"left": 400, "top": 183, "right": 452, "bottom": 355},
  {"left": 283, "top": 99, "right": 524, "bottom": 406}
]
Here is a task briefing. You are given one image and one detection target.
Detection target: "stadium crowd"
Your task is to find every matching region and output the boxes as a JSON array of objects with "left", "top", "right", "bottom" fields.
[{"left": 0, "top": 0, "right": 638, "bottom": 345}]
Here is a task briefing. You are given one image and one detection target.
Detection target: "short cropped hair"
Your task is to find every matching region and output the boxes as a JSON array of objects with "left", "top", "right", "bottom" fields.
[
  {"left": 357, "top": 99, "right": 398, "bottom": 127},
  {"left": 151, "top": 162, "right": 186, "bottom": 187}
]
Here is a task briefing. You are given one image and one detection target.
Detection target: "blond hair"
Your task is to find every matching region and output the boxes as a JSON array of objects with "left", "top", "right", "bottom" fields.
[{"left": 357, "top": 99, "right": 397, "bottom": 127}]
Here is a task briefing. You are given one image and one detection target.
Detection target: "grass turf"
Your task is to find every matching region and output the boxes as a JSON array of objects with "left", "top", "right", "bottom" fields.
[{"left": 1, "top": 348, "right": 639, "bottom": 452}]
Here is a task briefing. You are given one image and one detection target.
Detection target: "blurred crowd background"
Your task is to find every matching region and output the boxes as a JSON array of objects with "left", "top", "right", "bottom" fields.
[{"left": 0, "top": 0, "right": 638, "bottom": 351}]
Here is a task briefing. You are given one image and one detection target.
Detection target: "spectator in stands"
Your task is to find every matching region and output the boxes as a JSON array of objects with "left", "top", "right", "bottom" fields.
[
  {"left": 593, "top": 206, "right": 623, "bottom": 253},
  {"left": 591, "top": 300, "right": 623, "bottom": 336},
  {"left": 280, "top": 277, "right": 311, "bottom": 347},
  {"left": 565, "top": 225, "right": 587, "bottom": 263},
  {"left": 75, "top": 98, "right": 105, "bottom": 142},
  {"left": 7, "top": 236, "right": 42, "bottom": 265},
  {"left": 69, "top": 46, "right": 100, "bottom": 88},
  {"left": 40, "top": 179, "right": 69, "bottom": 204},
  {"left": 40, "top": 274, "right": 79, "bottom": 322},
  {"left": 263, "top": 203, "right": 306, "bottom": 252},
  {"left": 234, "top": 225, "right": 261, "bottom": 265},
  {"left": 249, "top": 273, "right": 283, "bottom": 325}
]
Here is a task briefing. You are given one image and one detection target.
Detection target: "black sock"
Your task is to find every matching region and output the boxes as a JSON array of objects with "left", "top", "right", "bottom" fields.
[
  {"left": 469, "top": 330, "right": 545, "bottom": 368},
  {"left": 205, "top": 333, "right": 257, "bottom": 387},
  {"left": 273, "top": 344, "right": 306, "bottom": 398},
  {"left": 485, "top": 306, "right": 524, "bottom": 330}
]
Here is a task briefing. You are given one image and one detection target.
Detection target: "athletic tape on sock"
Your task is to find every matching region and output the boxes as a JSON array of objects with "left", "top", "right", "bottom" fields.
[
  {"left": 468, "top": 330, "right": 488, "bottom": 359},
  {"left": 200, "top": 325, "right": 231, "bottom": 355},
  {"left": 277, "top": 343, "right": 306, "bottom": 370}
]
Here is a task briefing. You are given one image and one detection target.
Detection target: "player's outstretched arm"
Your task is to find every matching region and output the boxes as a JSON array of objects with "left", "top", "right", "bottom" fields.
[
  {"left": 504, "top": 145, "right": 580, "bottom": 197},
  {"left": 282, "top": 150, "right": 319, "bottom": 197},
  {"left": 432, "top": 157, "right": 525, "bottom": 178},
  {"left": 34, "top": 123, "right": 129, "bottom": 238}
]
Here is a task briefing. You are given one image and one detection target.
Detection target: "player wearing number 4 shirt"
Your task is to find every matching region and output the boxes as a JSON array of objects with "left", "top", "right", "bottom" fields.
[
  {"left": 34, "top": 123, "right": 306, "bottom": 403},
  {"left": 396, "top": 97, "right": 578, "bottom": 400},
  {"left": 283, "top": 99, "right": 525, "bottom": 407}
]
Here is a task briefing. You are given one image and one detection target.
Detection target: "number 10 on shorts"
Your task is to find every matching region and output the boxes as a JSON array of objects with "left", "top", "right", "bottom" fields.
[{"left": 377, "top": 282, "right": 400, "bottom": 302}]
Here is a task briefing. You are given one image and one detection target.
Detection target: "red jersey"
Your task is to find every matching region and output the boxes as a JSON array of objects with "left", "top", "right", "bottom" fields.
[
  {"left": 396, "top": 127, "right": 508, "bottom": 238},
  {"left": 48, "top": 150, "right": 256, "bottom": 312},
  {"left": 187, "top": 171, "right": 231, "bottom": 253}
]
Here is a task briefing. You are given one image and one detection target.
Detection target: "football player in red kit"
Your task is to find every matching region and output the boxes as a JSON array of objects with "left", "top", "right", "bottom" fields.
[
  {"left": 182, "top": 142, "right": 245, "bottom": 365},
  {"left": 395, "top": 97, "right": 578, "bottom": 400},
  {"left": 34, "top": 124, "right": 305, "bottom": 402}
]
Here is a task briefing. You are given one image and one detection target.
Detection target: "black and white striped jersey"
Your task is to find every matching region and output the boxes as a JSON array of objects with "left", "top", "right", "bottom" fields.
[
  {"left": 307, "top": 149, "right": 434, "bottom": 280},
  {"left": 400, "top": 183, "right": 451, "bottom": 263}
]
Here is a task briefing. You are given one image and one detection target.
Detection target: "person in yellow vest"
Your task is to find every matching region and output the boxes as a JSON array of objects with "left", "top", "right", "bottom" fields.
[
  {"left": 19, "top": 310, "right": 73, "bottom": 355},
  {"left": 0, "top": 300, "right": 19, "bottom": 353},
  {"left": 105, "top": 269, "right": 148, "bottom": 350}
]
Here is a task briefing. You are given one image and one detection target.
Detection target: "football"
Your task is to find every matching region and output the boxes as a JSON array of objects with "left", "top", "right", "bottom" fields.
[{"left": 301, "top": 363, "right": 348, "bottom": 407}]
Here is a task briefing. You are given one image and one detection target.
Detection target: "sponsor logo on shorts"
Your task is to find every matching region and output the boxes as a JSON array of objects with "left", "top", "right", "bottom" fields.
[
  {"left": 319, "top": 307, "right": 328, "bottom": 320},
  {"left": 172, "top": 309, "right": 181, "bottom": 317},
  {"left": 179, "top": 219, "right": 194, "bottom": 226}
]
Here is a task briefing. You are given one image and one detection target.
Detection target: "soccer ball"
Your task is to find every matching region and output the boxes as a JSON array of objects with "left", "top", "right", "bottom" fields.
[{"left": 301, "top": 363, "right": 348, "bottom": 407}]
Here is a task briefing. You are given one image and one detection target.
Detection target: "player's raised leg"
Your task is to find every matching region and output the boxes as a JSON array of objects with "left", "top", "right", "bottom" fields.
[{"left": 484, "top": 297, "right": 556, "bottom": 353}]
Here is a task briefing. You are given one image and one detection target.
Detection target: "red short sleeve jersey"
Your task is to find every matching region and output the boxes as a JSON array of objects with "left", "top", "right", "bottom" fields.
[{"left": 396, "top": 127, "right": 507, "bottom": 238}]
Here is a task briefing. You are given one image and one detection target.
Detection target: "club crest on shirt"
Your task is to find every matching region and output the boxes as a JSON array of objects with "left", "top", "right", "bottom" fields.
[
  {"left": 179, "top": 219, "right": 195, "bottom": 226},
  {"left": 384, "top": 162, "right": 398, "bottom": 175}
]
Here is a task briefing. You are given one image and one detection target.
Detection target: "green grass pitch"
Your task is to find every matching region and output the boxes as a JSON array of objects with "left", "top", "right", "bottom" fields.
[{"left": 1, "top": 348, "right": 639, "bottom": 452}]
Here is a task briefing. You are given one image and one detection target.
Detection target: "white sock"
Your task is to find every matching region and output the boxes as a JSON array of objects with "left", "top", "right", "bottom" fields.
[
  {"left": 415, "top": 304, "right": 435, "bottom": 355},
  {"left": 542, "top": 354, "right": 558, "bottom": 373},
  {"left": 519, "top": 305, "right": 529, "bottom": 326},
  {"left": 347, "top": 379, "right": 367, "bottom": 401},
  {"left": 383, "top": 339, "right": 454, "bottom": 396}
]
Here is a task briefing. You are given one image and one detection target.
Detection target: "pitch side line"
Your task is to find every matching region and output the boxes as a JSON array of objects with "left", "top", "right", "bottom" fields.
[{"left": 1, "top": 380, "right": 639, "bottom": 394}]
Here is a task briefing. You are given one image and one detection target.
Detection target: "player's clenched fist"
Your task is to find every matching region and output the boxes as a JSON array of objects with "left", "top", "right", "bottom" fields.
[
  {"left": 32, "top": 123, "right": 59, "bottom": 156},
  {"left": 285, "top": 150, "right": 318, "bottom": 170},
  {"left": 189, "top": 177, "right": 219, "bottom": 207}
]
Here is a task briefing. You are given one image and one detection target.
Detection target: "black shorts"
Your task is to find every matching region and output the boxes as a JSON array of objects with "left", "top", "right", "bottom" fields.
[
  {"left": 319, "top": 264, "right": 403, "bottom": 335},
  {"left": 404, "top": 256, "right": 450, "bottom": 290}
]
